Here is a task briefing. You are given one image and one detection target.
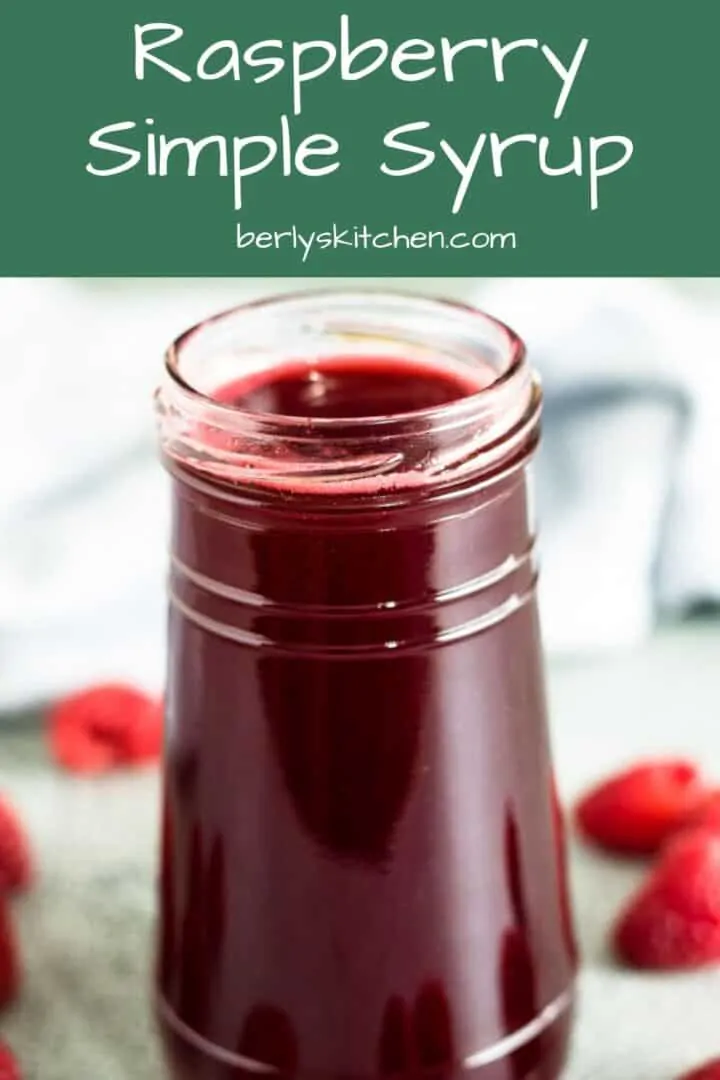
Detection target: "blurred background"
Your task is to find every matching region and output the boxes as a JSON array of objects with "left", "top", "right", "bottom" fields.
[
  {"left": 1, "top": 276, "right": 719, "bottom": 712},
  {"left": 2, "top": 278, "right": 720, "bottom": 1078}
]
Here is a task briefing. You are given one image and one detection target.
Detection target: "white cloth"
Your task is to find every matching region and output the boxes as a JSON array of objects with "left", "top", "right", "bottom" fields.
[
  {"left": 0, "top": 280, "right": 242, "bottom": 710},
  {"left": 477, "top": 279, "right": 720, "bottom": 652},
  {"left": 0, "top": 279, "right": 718, "bottom": 710}
]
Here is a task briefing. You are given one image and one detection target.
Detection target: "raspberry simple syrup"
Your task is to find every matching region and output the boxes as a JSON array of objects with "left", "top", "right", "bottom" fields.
[{"left": 155, "top": 293, "right": 577, "bottom": 1080}]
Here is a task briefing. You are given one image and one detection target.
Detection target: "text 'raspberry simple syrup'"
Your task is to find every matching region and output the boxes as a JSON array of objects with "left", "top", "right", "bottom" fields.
[{"left": 154, "top": 293, "right": 577, "bottom": 1080}]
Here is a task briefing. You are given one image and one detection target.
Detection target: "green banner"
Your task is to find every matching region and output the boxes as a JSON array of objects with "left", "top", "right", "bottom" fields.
[{"left": 1, "top": 0, "right": 718, "bottom": 274}]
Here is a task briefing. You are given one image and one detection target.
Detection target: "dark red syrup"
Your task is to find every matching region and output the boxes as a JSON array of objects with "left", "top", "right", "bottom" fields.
[{"left": 157, "top": 353, "right": 576, "bottom": 1080}]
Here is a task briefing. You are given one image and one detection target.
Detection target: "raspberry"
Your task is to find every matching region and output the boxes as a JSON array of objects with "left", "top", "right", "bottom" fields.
[
  {"left": 575, "top": 759, "right": 709, "bottom": 855},
  {"left": 0, "top": 798, "right": 32, "bottom": 894},
  {"left": 684, "top": 792, "right": 720, "bottom": 836},
  {"left": 0, "top": 898, "right": 20, "bottom": 1010},
  {"left": 0, "top": 1043, "right": 21, "bottom": 1080},
  {"left": 614, "top": 829, "right": 720, "bottom": 969},
  {"left": 123, "top": 698, "right": 164, "bottom": 764},
  {"left": 48, "top": 683, "right": 164, "bottom": 774},
  {"left": 677, "top": 1061, "right": 720, "bottom": 1080}
]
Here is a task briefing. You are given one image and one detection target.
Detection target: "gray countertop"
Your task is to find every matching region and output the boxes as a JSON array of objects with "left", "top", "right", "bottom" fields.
[{"left": 1, "top": 622, "right": 719, "bottom": 1079}]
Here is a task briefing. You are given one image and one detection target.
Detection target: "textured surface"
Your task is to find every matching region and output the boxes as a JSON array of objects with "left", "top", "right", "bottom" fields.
[{"left": 1, "top": 622, "right": 719, "bottom": 1079}]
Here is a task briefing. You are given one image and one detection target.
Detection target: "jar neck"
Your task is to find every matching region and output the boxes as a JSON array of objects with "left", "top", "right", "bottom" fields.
[{"left": 156, "top": 291, "right": 539, "bottom": 499}]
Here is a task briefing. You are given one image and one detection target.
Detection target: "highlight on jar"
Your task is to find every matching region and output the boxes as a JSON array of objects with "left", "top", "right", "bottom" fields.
[{"left": 1, "top": 277, "right": 720, "bottom": 1080}]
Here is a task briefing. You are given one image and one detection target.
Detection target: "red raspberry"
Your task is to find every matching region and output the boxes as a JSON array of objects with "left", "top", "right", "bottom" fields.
[
  {"left": 684, "top": 791, "right": 720, "bottom": 836},
  {"left": 614, "top": 829, "right": 720, "bottom": 969},
  {"left": 0, "top": 898, "right": 20, "bottom": 1010},
  {"left": 0, "top": 1043, "right": 21, "bottom": 1080},
  {"left": 48, "top": 683, "right": 164, "bottom": 774},
  {"left": 123, "top": 698, "right": 164, "bottom": 765},
  {"left": 575, "top": 759, "right": 709, "bottom": 855},
  {"left": 0, "top": 798, "right": 32, "bottom": 894},
  {"left": 677, "top": 1061, "right": 720, "bottom": 1080}
]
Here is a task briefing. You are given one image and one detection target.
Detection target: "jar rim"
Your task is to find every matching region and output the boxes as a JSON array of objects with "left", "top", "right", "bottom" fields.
[
  {"left": 158, "top": 289, "right": 537, "bottom": 496},
  {"left": 164, "top": 288, "right": 527, "bottom": 433}
]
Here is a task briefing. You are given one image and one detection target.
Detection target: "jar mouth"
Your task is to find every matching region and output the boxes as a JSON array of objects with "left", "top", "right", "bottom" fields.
[
  {"left": 164, "top": 289, "right": 527, "bottom": 433},
  {"left": 158, "top": 290, "right": 537, "bottom": 496}
]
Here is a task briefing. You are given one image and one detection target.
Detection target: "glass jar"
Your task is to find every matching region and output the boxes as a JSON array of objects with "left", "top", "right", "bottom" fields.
[{"left": 154, "top": 291, "right": 577, "bottom": 1080}]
